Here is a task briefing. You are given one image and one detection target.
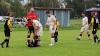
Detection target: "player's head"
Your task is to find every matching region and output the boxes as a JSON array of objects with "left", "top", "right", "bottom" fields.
[
  {"left": 94, "top": 12, "right": 98, "bottom": 16},
  {"left": 81, "top": 12, "right": 85, "bottom": 17},
  {"left": 46, "top": 10, "right": 51, "bottom": 17},
  {"left": 30, "top": 7, "right": 35, "bottom": 12}
]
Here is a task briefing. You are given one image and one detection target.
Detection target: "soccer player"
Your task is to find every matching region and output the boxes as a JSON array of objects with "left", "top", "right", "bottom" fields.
[
  {"left": 25, "top": 7, "right": 38, "bottom": 42},
  {"left": 54, "top": 20, "right": 60, "bottom": 42},
  {"left": 0, "top": 17, "right": 12, "bottom": 48},
  {"left": 46, "top": 11, "right": 57, "bottom": 46},
  {"left": 33, "top": 20, "right": 43, "bottom": 47},
  {"left": 26, "top": 19, "right": 34, "bottom": 41},
  {"left": 90, "top": 12, "right": 100, "bottom": 43},
  {"left": 77, "top": 12, "right": 90, "bottom": 40}
]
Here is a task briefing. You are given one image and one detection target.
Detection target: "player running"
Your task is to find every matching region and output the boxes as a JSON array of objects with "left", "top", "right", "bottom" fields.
[{"left": 77, "top": 12, "right": 91, "bottom": 40}]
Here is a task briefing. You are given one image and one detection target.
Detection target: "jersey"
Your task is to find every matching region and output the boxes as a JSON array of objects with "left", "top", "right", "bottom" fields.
[
  {"left": 82, "top": 16, "right": 88, "bottom": 27},
  {"left": 91, "top": 16, "right": 99, "bottom": 29},
  {"left": 4, "top": 19, "right": 12, "bottom": 31},
  {"left": 46, "top": 15, "right": 56, "bottom": 26},
  {"left": 33, "top": 20, "right": 43, "bottom": 36}
]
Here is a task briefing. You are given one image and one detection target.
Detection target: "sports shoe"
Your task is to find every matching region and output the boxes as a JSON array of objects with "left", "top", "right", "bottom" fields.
[{"left": 0, "top": 43, "right": 4, "bottom": 48}]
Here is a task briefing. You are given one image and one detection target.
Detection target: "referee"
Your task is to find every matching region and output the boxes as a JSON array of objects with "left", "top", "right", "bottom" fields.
[{"left": 0, "top": 17, "right": 12, "bottom": 48}]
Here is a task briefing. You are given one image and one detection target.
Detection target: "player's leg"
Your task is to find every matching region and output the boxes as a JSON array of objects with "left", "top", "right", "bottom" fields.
[
  {"left": 33, "top": 35, "right": 39, "bottom": 47},
  {"left": 1, "top": 30, "right": 10, "bottom": 48},
  {"left": 6, "top": 30, "right": 10, "bottom": 48},
  {"left": 28, "top": 26, "right": 34, "bottom": 41},
  {"left": 49, "top": 26, "right": 55, "bottom": 46},
  {"left": 54, "top": 28, "right": 58, "bottom": 42},
  {"left": 86, "top": 26, "right": 91, "bottom": 40},
  {"left": 77, "top": 27, "right": 84, "bottom": 40},
  {"left": 92, "top": 29, "right": 99, "bottom": 43}
]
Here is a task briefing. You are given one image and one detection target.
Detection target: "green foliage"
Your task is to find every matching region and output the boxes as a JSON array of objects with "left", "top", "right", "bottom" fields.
[
  {"left": 0, "top": 0, "right": 26, "bottom": 17},
  {"left": 0, "top": 1, "right": 11, "bottom": 15}
]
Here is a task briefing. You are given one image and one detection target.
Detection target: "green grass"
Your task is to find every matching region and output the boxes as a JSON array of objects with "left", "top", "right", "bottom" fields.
[{"left": 0, "top": 19, "right": 100, "bottom": 56}]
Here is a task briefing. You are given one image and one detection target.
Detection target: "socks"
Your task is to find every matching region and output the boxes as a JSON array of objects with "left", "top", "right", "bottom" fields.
[
  {"left": 50, "top": 38, "right": 55, "bottom": 46},
  {"left": 1, "top": 39, "right": 9, "bottom": 48},
  {"left": 54, "top": 36, "right": 58, "bottom": 42},
  {"left": 79, "top": 34, "right": 82, "bottom": 39},
  {"left": 94, "top": 35, "right": 99, "bottom": 43},
  {"left": 1, "top": 39, "right": 7, "bottom": 45},
  {"left": 6, "top": 39, "right": 9, "bottom": 47}
]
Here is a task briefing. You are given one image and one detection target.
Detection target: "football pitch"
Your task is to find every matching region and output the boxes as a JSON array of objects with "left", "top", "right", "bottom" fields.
[{"left": 0, "top": 19, "right": 100, "bottom": 56}]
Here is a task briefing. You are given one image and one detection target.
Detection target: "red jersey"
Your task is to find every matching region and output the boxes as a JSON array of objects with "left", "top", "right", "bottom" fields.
[
  {"left": 26, "top": 11, "right": 38, "bottom": 20},
  {"left": 25, "top": 11, "right": 38, "bottom": 27},
  {"left": 26, "top": 21, "right": 33, "bottom": 27}
]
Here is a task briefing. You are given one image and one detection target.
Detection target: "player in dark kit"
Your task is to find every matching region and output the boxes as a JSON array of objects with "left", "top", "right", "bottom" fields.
[
  {"left": 90, "top": 12, "right": 100, "bottom": 43},
  {"left": 54, "top": 20, "right": 60, "bottom": 42},
  {"left": 26, "top": 19, "right": 34, "bottom": 47},
  {"left": 0, "top": 17, "right": 12, "bottom": 48}
]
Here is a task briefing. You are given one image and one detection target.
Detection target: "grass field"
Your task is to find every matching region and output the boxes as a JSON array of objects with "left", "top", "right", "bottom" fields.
[{"left": 0, "top": 19, "right": 100, "bottom": 56}]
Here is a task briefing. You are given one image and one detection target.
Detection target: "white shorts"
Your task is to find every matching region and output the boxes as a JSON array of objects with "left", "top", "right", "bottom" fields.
[
  {"left": 80, "top": 25, "right": 89, "bottom": 33},
  {"left": 36, "top": 26, "right": 43, "bottom": 36},
  {"left": 49, "top": 26, "right": 56, "bottom": 34}
]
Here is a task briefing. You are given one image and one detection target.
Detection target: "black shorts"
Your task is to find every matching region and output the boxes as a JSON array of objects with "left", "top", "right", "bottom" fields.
[
  {"left": 28, "top": 26, "right": 34, "bottom": 33},
  {"left": 54, "top": 31, "right": 58, "bottom": 36},
  {"left": 92, "top": 23, "right": 98, "bottom": 34},
  {"left": 54, "top": 28, "right": 58, "bottom": 36},
  {"left": 4, "top": 30, "right": 10, "bottom": 37}
]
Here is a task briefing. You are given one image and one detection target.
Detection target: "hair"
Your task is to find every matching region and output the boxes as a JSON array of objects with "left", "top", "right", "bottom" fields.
[
  {"left": 81, "top": 12, "right": 85, "bottom": 14},
  {"left": 46, "top": 10, "right": 50, "bottom": 14},
  {"left": 27, "top": 19, "right": 32, "bottom": 22}
]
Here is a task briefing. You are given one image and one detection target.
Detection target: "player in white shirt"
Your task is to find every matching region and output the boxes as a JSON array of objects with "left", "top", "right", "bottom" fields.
[
  {"left": 77, "top": 12, "right": 91, "bottom": 40},
  {"left": 46, "top": 11, "right": 56, "bottom": 46},
  {"left": 33, "top": 20, "right": 43, "bottom": 47}
]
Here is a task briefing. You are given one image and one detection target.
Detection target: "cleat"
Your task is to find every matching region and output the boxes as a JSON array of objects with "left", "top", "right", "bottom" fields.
[{"left": 0, "top": 44, "right": 4, "bottom": 48}]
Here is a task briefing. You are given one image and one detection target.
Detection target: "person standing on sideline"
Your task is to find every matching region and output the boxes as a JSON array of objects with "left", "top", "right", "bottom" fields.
[
  {"left": 46, "top": 11, "right": 57, "bottom": 46},
  {"left": 0, "top": 17, "right": 12, "bottom": 48},
  {"left": 77, "top": 12, "right": 91, "bottom": 40}
]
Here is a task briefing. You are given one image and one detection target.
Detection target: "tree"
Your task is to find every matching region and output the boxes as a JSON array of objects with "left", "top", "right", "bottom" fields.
[{"left": 0, "top": 1, "right": 11, "bottom": 15}]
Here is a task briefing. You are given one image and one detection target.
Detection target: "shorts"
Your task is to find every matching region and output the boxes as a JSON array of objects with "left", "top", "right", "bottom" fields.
[
  {"left": 4, "top": 30, "right": 10, "bottom": 37},
  {"left": 35, "top": 26, "right": 43, "bottom": 36},
  {"left": 80, "top": 25, "right": 89, "bottom": 33},
  {"left": 49, "top": 26, "right": 56, "bottom": 34},
  {"left": 54, "top": 28, "right": 58, "bottom": 36},
  {"left": 28, "top": 26, "right": 34, "bottom": 33},
  {"left": 92, "top": 23, "right": 98, "bottom": 34}
]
